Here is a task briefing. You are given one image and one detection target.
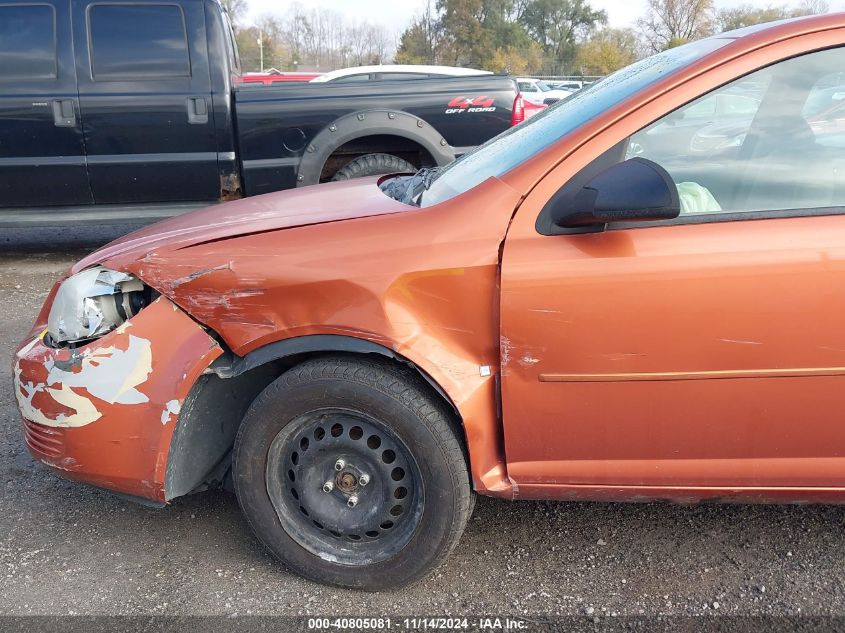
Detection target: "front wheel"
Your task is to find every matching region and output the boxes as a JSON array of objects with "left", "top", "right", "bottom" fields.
[{"left": 233, "top": 356, "right": 473, "bottom": 589}]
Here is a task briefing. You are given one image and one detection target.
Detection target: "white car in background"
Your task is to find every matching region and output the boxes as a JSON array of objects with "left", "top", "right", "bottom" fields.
[
  {"left": 516, "top": 77, "right": 574, "bottom": 105},
  {"left": 550, "top": 81, "right": 584, "bottom": 92},
  {"left": 311, "top": 65, "right": 493, "bottom": 83}
]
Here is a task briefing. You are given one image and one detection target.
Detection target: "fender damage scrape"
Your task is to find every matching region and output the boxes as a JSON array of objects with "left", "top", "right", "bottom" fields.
[
  {"left": 14, "top": 297, "right": 222, "bottom": 501},
  {"left": 119, "top": 177, "right": 524, "bottom": 498}
]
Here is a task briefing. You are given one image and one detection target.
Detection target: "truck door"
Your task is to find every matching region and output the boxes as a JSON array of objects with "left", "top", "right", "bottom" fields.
[
  {"left": 71, "top": 0, "right": 218, "bottom": 204},
  {"left": 0, "top": 0, "right": 91, "bottom": 209}
]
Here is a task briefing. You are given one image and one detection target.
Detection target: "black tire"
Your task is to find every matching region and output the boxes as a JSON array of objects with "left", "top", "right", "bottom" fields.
[
  {"left": 233, "top": 356, "right": 473, "bottom": 590},
  {"left": 330, "top": 153, "right": 417, "bottom": 181}
]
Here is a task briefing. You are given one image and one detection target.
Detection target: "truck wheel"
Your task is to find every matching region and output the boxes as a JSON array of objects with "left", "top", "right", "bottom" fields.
[
  {"left": 330, "top": 153, "right": 417, "bottom": 181},
  {"left": 233, "top": 356, "right": 473, "bottom": 590}
]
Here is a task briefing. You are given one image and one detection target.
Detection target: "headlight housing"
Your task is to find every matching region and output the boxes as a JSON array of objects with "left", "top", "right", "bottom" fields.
[{"left": 47, "top": 266, "right": 147, "bottom": 345}]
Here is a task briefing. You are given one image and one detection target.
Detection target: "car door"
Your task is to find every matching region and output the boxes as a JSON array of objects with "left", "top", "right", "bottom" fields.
[
  {"left": 0, "top": 0, "right": 91, "bottom": 209},
  {"left": 71, "top": 0, "right": 217, "bottom": 204},
  {"left": 500, "top": 45, "right": 845, "bottom": 491}
]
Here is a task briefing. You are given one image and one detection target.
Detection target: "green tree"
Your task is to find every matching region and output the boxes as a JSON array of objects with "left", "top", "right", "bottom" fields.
[
  {"left": 488, "top": 42, "right": 544, "bottom": 73},
  {"left": 519, "top": 0, "right": 607, "bottom": 73},
  {"left": 436, "top": 0, "right": 489, "bottom": 67},
  {"left": 395, "top": 1, "right": 440, "bottom": 64},
  {"left": 396, "top": 0, "right": 567, "bottom": 72},
  {"left": 236, "top": 26, "right": 261, "bottom": 71},
  {"left": 575, "top": 28, "right": 640, "bottom": 75}
]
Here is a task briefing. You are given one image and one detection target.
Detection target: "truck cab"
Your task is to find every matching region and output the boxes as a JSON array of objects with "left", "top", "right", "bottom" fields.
[
  {"left": 0, "top": 0, "right": 240, "bottom": 223},
  {"left": 0, "top": 0, "right": 520, "bottom": 227}
]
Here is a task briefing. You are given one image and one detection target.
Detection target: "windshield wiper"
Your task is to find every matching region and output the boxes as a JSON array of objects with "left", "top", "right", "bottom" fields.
[
  {"left": 379, "top": 166, "right": 440, "bottom": 205},
  {"left": 406, "top": 166, "right": 440, "bottom": 206}
]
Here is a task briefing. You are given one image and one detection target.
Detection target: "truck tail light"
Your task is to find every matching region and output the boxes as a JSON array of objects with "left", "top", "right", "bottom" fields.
[{"left": 511, "top": 94, "right": 525, "bottom": 127}]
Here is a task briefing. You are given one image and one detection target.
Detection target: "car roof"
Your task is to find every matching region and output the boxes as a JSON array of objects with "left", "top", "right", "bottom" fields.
[{"left": 311, "top": 65, "right": 493, "bottom": 82}]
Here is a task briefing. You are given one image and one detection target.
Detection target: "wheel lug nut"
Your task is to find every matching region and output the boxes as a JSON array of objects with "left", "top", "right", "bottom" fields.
[
  {"left": 347, "top": 495, "right": 359, "bottom": 508},
  {"left": 358, "top": 474, "right": 370, "bottom": 486},
  {"left": 334, "top": 459, "right": 345, "bottom": 471},
  {"left": 322, "top": 481, "right": 334, "bottom": 493}
]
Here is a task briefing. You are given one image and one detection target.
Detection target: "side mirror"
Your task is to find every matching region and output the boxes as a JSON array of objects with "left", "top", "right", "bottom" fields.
[{"left": 550, "top": 157, "right": 681, "bottom": 230}]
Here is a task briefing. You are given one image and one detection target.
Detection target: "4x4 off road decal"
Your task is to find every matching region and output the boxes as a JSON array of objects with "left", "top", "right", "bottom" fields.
[{"left": 445, "top": 96, "right": 497, "bottom": 114}]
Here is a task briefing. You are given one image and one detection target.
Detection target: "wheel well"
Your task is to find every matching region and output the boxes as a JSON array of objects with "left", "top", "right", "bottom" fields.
[
  {"left": 319, "top": 134, "right": 436, "bottom": 182},
  {"left": 165, "top": 342, "right": 465, "bottom": 501}
]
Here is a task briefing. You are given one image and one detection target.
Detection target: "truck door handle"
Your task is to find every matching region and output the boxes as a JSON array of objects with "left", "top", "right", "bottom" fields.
[
  {"left": 52, "top": 99, "right": 76, "bottom": 127},
  {"left": 186, "top": 96, "right": 208, "bottom": 124}
]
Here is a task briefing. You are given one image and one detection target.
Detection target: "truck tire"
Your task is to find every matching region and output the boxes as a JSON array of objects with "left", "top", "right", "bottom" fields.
[
  {"left": 233, "top": 356, "right": 473, "bottom": 590},
  {"left": 330, "top": 153, "right": 417, "bottom": 181}
]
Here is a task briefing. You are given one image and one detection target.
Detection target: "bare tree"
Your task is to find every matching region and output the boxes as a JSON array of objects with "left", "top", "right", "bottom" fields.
[
  {"left": 221, "top": 0, "right": 248, "bottom": 29},
  {"left": 638, "top": 0, "right": 714, "bottom": 52},
  {"left": 796, "top": 0, "right": 829, "bottom": 15},
  {"left": 232, "top": 3, "right": 399, "bottom": 73},
  {"left": 717, "top": 5, "right": 790, "bottom": 31}
]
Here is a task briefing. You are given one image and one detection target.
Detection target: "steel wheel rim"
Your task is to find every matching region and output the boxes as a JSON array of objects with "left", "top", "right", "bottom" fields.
[{"left": 265, "top": 407, "right": 424, "bottom": 565}]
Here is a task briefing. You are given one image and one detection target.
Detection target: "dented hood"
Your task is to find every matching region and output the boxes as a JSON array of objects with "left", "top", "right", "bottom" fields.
[{"left": 73, "top": 177, "right": 410, "bottom": 273}]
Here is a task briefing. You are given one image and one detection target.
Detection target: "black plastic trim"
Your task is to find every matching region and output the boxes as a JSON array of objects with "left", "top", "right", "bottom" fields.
[
  {"left": 210, "top": 334, "right": 457, "bottom": 412},
  {"left": 607, "top": 205, "right": 845, "bottom": 231},
  {"left": 542, "top": 206, "right": 845, "bottom": 236}
]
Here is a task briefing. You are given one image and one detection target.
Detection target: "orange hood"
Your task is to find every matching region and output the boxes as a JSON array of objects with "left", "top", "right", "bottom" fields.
[{"left": 72, "top": 177, "right": 410, "bottom": 273}]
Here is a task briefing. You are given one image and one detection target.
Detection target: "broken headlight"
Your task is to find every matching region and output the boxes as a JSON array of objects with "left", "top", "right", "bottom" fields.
[{"left": 47, "top": 266, "right": 147, "bottom": 345}]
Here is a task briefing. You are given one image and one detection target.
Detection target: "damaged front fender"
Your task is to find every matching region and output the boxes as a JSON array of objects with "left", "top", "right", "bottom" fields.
[{"left": 14, "top": 296, "right": 222, "bottom": 501}]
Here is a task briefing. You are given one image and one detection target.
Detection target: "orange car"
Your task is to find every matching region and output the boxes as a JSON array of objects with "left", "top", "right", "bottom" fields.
[{"left": 14, "top": 14, "right": 845, "bottom": 589}]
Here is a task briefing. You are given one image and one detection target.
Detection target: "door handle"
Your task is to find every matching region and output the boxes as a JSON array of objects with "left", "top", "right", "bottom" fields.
[
  {"left": 186, "top": 96, "right": 208, "bottom": 124},
  {"left": 52, "top": 99, "right": 76, "bottom": 127}
]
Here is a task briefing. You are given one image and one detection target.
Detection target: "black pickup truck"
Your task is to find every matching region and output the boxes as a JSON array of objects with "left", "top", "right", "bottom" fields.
[{"left": 0, "top": 0, "right": 522, "bottom": 226}]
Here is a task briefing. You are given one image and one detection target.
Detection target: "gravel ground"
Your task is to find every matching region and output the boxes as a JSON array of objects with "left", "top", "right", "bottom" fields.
[{"left": 1, "top": 229, "right": 845, "bottom": 623}]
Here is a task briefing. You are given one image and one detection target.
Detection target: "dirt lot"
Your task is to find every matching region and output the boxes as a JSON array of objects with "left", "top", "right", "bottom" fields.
[{"left": 1, "top": 229, "right": 845, "bottom": 621}]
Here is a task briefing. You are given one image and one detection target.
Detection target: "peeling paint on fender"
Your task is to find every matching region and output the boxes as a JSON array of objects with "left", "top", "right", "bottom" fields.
[
  {"left": 160, "top": 399, "right": 182, "bottom": 425},
  {"left": 14, "top": 296, "right": 223, "bottom": 502},
  {"left": 14, "top": 335, "right": 153, "bottom": 428}
]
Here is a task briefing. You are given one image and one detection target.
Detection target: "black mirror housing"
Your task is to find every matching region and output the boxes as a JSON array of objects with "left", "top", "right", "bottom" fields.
[{"left": 550, "top": 157, "right": 681, "bottom": 230}]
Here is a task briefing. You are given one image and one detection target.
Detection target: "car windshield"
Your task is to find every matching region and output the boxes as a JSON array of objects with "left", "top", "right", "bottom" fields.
[
  {"left": 537, "top": 81, "right": 552, "bottom": 92},
  {"left": 421, "top": 36, "right": 732, "bottom": 207}
]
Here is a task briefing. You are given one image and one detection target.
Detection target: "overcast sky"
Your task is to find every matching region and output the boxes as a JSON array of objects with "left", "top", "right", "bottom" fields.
[{"left": 244, "top": 0, "right": 845, "bottom": 32}]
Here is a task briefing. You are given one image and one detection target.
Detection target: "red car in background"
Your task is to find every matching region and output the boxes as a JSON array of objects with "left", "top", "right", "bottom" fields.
[{"left": 241, "top": 72, "right": 323, "bottom": 85}]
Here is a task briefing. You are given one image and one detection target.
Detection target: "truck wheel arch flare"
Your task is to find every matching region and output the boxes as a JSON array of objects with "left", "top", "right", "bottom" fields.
[{"left": 296, "top": 109, "right": 456, "bottom": 187}]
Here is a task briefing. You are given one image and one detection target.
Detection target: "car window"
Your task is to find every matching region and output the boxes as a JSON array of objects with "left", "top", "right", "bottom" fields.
[
  {"left": 518, "top": 82, "right": 538, "bottom": 92},
  {"left": 88, "top": 4, "right": 190, "bottom": 80},
  {"left": 376, "top": 73, "right": 430, "bottom": 80},
  {"left": 421, "top": 36, "right": 730, "bottom": 207},
  {"left": 627, "top": 47, "right": 845, "bottom": 216},
  {"left": 332, "top": 73, "right": 373, "bottom": 83},
  {"left": 0, "top": 4, "right": 56, "bottom": 80}
]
